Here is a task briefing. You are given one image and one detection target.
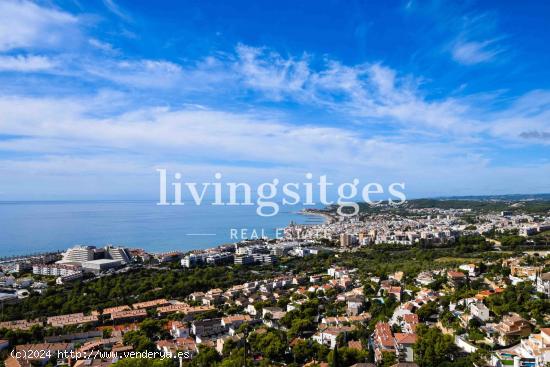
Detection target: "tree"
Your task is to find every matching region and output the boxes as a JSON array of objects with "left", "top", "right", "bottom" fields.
[
  {"left": 500, "top": 235, "right": 526, "bottom": 249},
  {"left": 288, "top": 318, "right": 315, "bottom": 338},
  {"left": 249, "top": 330, "right": 286, "bottom": 362},
  {"left": 218, "top": 347, "right": 252, "bottom": 367},
  {"left": 140, "top": 319, "right": 165, "bottom": 339},
  {"left": 417, "top": 301, "right": 438, "bottom": 322},
  {"left": 328, "top": 346, "right": 367, "bottom": 367},
  {"left": 291, "top": 340, "right": 314, "bottom": 364},
  {"left": 330, "top": 344, "right": 340, "bottom": 367},
  {"left": 380, "top": 351, "right": 397, "bottom": 367},
  {"left": 187, "top": 346, "right": 221, "bottom": 367},
  {"left": 414, "top": 325, "right": 457, "bottom": 367},
  {"left": 102, "top": 328, "right": 112, "bottom": 339},
  {"left": 122, "top": 330, "right": 156, "bottom": 352}
]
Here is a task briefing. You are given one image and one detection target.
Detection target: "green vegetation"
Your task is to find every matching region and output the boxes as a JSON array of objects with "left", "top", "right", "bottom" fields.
[
  {"left": 0, "top": 264, "right": 294, "bottom": 321},
  {"left": 328, "top": 345, "right": 368, "bottom": 366},
  {"left": 413, "top": 324, "right": 456, "bottom": 367},
  {"left": 329, "top": 197, "right": 550, "bottom": 216},
  {"left": 485, "top": 282, "right": 549, "bottom": 323},
  {"left": 1, "top": 227, "right": 548, "bottom": 366}
]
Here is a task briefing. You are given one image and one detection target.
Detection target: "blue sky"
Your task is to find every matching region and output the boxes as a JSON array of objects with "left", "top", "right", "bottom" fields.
[{"left": 0, "top": 0, "right": 549, "bottom": 200}]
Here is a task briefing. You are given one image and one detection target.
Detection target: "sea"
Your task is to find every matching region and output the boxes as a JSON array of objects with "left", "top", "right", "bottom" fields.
[{"left": 0, "top": 200, "right": 325, "bottom": 257}]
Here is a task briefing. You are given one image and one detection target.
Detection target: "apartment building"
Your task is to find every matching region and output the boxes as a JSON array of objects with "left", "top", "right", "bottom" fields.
[
  {"left": 33, "top": 264, "right": 82, "bottom": 277},
  {"left": 191, "top": 318, "right": 226, "bottom": 342},
  {"left": 132, "top": 298, "right": 170, "bottom": 310},
  {"left": 110, "top": 309, "right": 148, "bottom": 323},
  {"left": 47, "top": 313, "right": 98, "bottom": 328},
  {"left": 372, "top": 322, "right": 417, "bottom": 363},
  {"left": 59, "top": 245, "right": 96, "bottom": 264},
  {"left": 0, "top": 319, "right": 42, "bottom": 331}
]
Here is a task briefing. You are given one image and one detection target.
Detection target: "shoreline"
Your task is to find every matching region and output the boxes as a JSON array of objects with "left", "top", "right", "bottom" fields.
[{"left": 299, "top": 208, "right": 337, "bottom": 225}]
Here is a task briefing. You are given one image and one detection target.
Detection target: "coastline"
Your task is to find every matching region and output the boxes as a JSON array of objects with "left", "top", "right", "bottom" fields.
[
  {"left": 0, "top": 201, "right": 320, "bottom": 257},
  {"left": 299, "top": 208, "right": 337, "bottom": 225}
]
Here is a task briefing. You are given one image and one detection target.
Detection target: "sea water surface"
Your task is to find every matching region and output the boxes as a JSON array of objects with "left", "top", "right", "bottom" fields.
[{"left": 0, "top": 201, "right": 324, "bottom": 257}]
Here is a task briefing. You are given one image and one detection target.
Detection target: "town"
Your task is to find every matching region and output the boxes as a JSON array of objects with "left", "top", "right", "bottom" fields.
[{"left": 0, "top": 201, "right": 549, "bottom": 367}]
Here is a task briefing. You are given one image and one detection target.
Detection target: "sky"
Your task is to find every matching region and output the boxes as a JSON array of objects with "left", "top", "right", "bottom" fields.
[{"left": 0, "top": 0, "right": 549, "bottom": 200}]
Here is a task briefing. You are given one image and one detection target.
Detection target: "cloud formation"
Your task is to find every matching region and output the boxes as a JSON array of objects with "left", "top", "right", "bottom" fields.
[
  {"left": 0, "top": 55, "right": 56, "bottom": 72},
  {"left": 0, "top": 0, "right": 78, "bottom": 51},
  {"left": 0, "top": 0, "right": 548, "bottom": 199}
]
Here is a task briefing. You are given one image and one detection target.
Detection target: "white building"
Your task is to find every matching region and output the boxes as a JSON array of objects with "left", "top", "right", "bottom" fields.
[
  {"left": 312, "top": 326, "right": 355, "bottom": 349},
  {"left": 470, "top": 302, "right": 490, "bottom": 322},
  {"left": 245, "top": 304, "right": 257, "bottom": 316},
  {"left": 59, "top": 245, "right": 96, "bottom": 264},
  {"left": 493, "top": 328, "right": 550, "bottom": 367},
  {"left": 58, "top": 245, "right": 131, "bottom": 266},
  {"left": 33, "top": 264, "right": 81, "bottom": 277},
  {"left": 81, "top": 259, "right": 121, "bottom": 274},
  {"left": 171, "top": 321, "right": 190, "bottom": 338},
  {"left": 105, "top": 246, "right": 131, "bottom": 264},
  {"left": 537, "top": 273, "right": 550, "bottom": 297},
  {"left": 459, "top": 264, "right": 479, "bottom": 277}
]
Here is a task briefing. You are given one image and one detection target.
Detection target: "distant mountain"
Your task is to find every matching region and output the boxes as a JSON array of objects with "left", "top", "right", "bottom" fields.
[
  {"left": 403, "top": 196, "right": 550, "bottom": 214},
  {"left": 429, "top": 193, "right": 550, "bottom": 201}
]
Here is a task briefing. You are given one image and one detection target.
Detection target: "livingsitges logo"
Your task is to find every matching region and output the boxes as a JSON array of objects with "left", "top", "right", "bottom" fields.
[{"left": 156, "top": 169, "right": 406, "bottom": 217}]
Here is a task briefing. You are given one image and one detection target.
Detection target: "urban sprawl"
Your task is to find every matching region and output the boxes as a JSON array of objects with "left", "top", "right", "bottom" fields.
[{"left": 0, "top": 202, "right": 549, "bottom": 367}]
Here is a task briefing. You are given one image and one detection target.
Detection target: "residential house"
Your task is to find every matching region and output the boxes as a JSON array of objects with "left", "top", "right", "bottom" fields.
[
  {"left": 459, "top": 264, "right": 480, "bottom": 277},
  {"left": 262, "top": 307, "right": 286, "bottom": 328},
  {"left": 216, "top": 334, "right": 243, "bottom": 355},
  {"left": 394, "top": 333, "right": 418, "bottom": 362},
  {"left": 312, "top": 326, "right": 355, "bottom": 349},
  {"left": 469, "top": 302, "right": 490, "bottom": 322},
  {"left": 415, "top": 272, "right": 435, "bottom": 286},
  {"left": 132, "top": 298, "right": 170, "bottom": 310},
  {"left": 110, "top": 309, "right": 147, "bottom": 323},
  {"left": 0, "top": 319, "right": 42, "bottom": 331},
  {"left": 47, "top": 313, "right": 98, "bottom": 328},
  {"left": 372, "top": 322, "right": 417, "bottom": 363},
  {"left": 347, "top": 295, "right": 364, "bottom": 316},
  {"left": 170, "top": 321, "right": 190, "bottom": 338},
  {"left": 221, "top": 314, "right": 252, "bottom": 335},
  {"left": 536, "top": 273, "right": 550, "bottom": 297},
  {"left": 492, "top": 328, "right": 550, "bottom": 367},
  {"left": 493, "top": 313, "right": 533, "bottom": 346},
  {"left": 402, "top": 314, "right": 419, "bottom": 333},
  {"left": 191, "top": 318, "right": 226, "bottom": 342}
]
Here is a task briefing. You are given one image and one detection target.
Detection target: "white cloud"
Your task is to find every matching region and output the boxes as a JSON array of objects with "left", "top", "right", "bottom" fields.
[
  {"left": 452, "top": 39, "right": 503, "bottom": 65},
  {"left": 0, "top": 0, "right": 78, "bottom": 51},
  {"left": 446, "top": 12, "right": 506, "bottom": 66},
  {"left": 235, "top": 44, "right": 310, "bottom": 100},
  {"left": 88, "top": 38, "right": 117, "bottom": 54},
  {"left": 0, "top": 94, "right": 478, "bottom": 170},
  {"left": 0, "top": 55, "right": 56, "bottom": 72},
  {"left": 85, "top": 59, "right": 184, "bottom": 88},
  {"left": 102, "top": 0, "right": 132, "bottom": 22},
  {"left": 233, "top": 46, "right": 481, "bottom": 135},
  {"left": 0, "top": 91, "right": 548, "bottom": 199},
  {"left": 488, "top": 90, "right": 550, "bottom": 144}
]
